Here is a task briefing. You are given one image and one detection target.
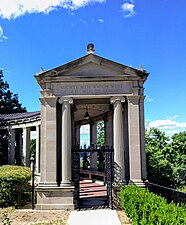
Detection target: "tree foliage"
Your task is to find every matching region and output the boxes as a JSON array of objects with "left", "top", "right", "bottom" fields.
[
  {"left": 0, "top": 69, "right": 26, "bottom": 114},
  {"left": 97, "top": 120, "right": 104, "bottom": 147},
  {"left": 30, "top": 139, "right": 36, "bottom": 156},
  {"left": 146, "top": 128, "right": 186, "bottom": 189},
  {"left": 0, "top": 69, "right": 26, "bottom": 165}
]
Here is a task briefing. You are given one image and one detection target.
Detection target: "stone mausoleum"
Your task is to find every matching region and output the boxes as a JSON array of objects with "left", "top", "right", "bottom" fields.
[
  {"left": 34, "top": 44, "right": 149, "bottom": 209},
  {"left": 0, "top": 44, "right": 149, "bottom": 210}
]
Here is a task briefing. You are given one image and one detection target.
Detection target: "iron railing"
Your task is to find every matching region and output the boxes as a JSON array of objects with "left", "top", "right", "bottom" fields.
[{"left": 145, "top": 181, "right": 186, "bottom": 204}]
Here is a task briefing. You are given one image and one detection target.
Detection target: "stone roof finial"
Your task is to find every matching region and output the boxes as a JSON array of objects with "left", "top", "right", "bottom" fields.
[
  {"left": 139, "top": 64, "right": 143, "bottom": 71},
  {"left": 87, "top": 43, "right": 95, "bottom": 54},
  {"left": 40, "top": 67, "right": 45, "bottom": 72}
]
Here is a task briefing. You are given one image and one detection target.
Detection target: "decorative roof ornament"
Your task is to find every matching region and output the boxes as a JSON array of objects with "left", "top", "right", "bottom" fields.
[
  {"left": 139, "top": 64, "right": 143, "bottom": 71},
  {"left": 87, "top": 43, "right": 95, "bottom": 54},
  {"left": 40, "top": 67, "right": 45, "bottom": 72}
]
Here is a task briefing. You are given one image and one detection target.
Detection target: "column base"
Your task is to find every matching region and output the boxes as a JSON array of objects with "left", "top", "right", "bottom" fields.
[
  {"left": 129, "top": 179, "right": 145, "bottom": 187},
  {"left": 61, "top": 180, "right": 72, "bottom": 187},
  {"left": 36, "top": 185, "right": 74, "bottom": 210}
]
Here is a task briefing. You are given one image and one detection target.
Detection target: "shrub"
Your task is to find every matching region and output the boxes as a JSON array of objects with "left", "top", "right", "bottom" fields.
[
  {"left": 120, "top": 185, "right": 186, "bottom": 225},
  {"left": 0, "top": 165, "right": 31, "bottom": 208}
]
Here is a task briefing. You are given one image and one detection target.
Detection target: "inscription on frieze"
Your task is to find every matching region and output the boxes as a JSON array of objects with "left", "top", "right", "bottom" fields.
[{"left": 53, "top": 82, "right": 132, "bottom": 96}]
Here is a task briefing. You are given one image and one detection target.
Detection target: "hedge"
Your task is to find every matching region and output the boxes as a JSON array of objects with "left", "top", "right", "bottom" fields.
[
  {"left": 120, "top": 185, "right": 186, "bottom": 225},
  {"left": 0, "top": 165, "right": 31, "bottom": 208}
]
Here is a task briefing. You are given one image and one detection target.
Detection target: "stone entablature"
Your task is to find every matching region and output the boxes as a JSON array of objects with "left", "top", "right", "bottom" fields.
[
  {"left": 53, "top": 82, "right": 132, "bottom": 96},
  {"left": 36, "top": 54, "right": 147, "bottom": 100}
]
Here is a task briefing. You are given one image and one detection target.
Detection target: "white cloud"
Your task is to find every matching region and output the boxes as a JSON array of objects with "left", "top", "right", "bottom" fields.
[
  {"left": 145, "top": 96, "right": 154, "bottom": 103},
  {"left": 0, "top": 26, "right": 8, "bottom": 41},
  {"left": 0, "top": 0, "right": 106, "bottom": 20},
  {"left": 91, "top": 18, "right": 104, "bottom": 23},
  {"left": 79, "top": 18, "right": 86, "bottom": 24},
  {"left": 148, "top": 119, "right": 186, "bottom": 130},
  {"left": 98, "top": 18, "right": 104, "bottom": 22},
  {"left": 147, "top": 116, "right": 186, "bottom": 136},
  {"left": 121, "top": 1, "right": 136, "bottom": 18},
  {"left": 78, "top": 17, "right": 104, "bottom": 24}
]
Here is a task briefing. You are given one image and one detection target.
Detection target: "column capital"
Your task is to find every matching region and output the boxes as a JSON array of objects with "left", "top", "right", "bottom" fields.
[
  {"left": 39, "top": 97, "right": 57, "bottom": 107},
  {"left": 59, "top": 97, "right": 73, "bottom": 105},
  {"left": 110, "top": 96, "right": 125, "bottom": 104},
  {"left": 127, "top": 95, "right": 140, "bottom": 104},
  {"left": 140, "top": 95, "right": 145, "bottom": 101}
]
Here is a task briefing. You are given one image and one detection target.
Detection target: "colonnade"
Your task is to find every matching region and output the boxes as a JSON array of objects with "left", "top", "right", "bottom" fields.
[
  {"left": 38, "top": 95, "right": 146, "bottom": 189},
  {"left": 36, "top": 91, "right": 147, "bottom": 210},
  {"left": 6, "top": 123, "right": 40, "bottom": 173}
]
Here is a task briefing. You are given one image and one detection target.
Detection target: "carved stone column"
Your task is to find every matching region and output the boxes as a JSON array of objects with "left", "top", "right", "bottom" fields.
[
  {"left": 111, "top": 96, "right": 126, "bottom": 185},
  {"left": 23, "top": 127, "right": 30, "bottom": 166},
  {"left": 35, "top": 125, "right": 40, "bottom": 173},
  {"left": 90, "top": 121, "right": 97, "bottom": 171},
  {"left": 75, "top": 124, "right": 81, "bottom": 146},
  {"left": 127, "top": 95, "right": 143, "bottom": 186},
  {"left": 36, "top": 96, "right": 74, "bottom": 210},
  {"left": 59, "top": 97, "right": 73, "bottom": 186},
  {"left": 16, "top": 129, "right": 23, "bottom": 165},
  {"left": 8, "top": 127, "right": 15, "bottom": 164},
  {"left": 39, "top": 96, "right": 57, "bottom": 185},
  {"left": 104, "top": 116, "right": 113, "bottom": 147},
  {"left": 139, "top": 96, "right": 147, "bottom": 181}
]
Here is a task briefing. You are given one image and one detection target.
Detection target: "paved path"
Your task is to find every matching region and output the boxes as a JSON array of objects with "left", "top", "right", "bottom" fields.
[{"left": 67, "top": 209, "right": 121, "bottom": 225}]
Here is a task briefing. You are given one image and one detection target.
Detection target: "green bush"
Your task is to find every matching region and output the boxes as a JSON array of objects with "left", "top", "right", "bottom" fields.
[
  {"left": 0, "top": 165, "right": 31, "bottom": 208},
  {"left": 120, "top": 185, "right": 186, "bottom": 225}
]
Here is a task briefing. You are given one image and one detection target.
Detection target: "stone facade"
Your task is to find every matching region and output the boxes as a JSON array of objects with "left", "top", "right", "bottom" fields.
[{"left": 34, "top": 44, "right": 149, "bottom": 209}]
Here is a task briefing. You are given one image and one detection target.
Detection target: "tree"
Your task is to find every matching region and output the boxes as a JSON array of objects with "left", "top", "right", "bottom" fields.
[
  {"left": 146, "top": 128, "right": 186, "bottom": 189},
  {"left": 0, "top": 69, "right": 26, "bottom": 113},
  {"left": 30, "top": 139, "right": 36, "bottom": 156},
  {"left": 146, "top": 128, "right": 173, "bottom": 187},
  {"left": 97, "top": 120, "right": 104, "bottom": 147},
  {"left": 0, "top": 69, "right": 26, "bottom": 165},
  {"left": 169, "top": 132, "right": 186, "bottom": 188}
]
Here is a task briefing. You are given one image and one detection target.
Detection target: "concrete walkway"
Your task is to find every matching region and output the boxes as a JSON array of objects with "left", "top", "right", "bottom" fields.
[{"left": 67, "top": 209, "right": 121, "bottom": 225}]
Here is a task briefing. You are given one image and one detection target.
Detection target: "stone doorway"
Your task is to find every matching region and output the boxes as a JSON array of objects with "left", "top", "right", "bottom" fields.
[{"left": 72, "top": 146, "right": 114, "bottom": 209}]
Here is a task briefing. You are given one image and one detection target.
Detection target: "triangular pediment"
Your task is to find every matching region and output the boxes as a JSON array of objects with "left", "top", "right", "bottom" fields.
[
  {"left": 35, "top": 54, "right": 149, "bottom": 81},
  {"left": 63, "top": 61, "right": 130, "bottom": 77}
]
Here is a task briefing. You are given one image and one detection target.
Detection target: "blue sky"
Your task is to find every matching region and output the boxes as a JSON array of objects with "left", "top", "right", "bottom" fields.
[{"left": 0, "top": 0, "right": 186, "bottom": 136}]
